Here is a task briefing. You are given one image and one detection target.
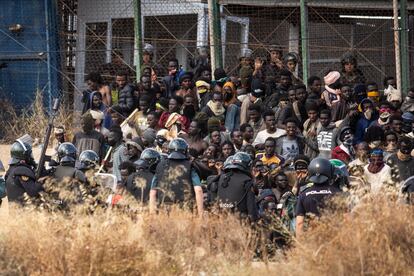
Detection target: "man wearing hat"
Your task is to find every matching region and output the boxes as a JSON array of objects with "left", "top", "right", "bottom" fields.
[
  {"left": 175, "top": 71, "right": 194, "bottom": 98},
  {"left": 283, "top": 52, "right": 302, "bottom": 86},
  {"left": 370, "top": 109, "right": 391, "bottom": 131},
  {"left": 354, "top": 99, "right": 378, "bottom": 144},
  {"left": 141, "top": 43, "right": 154, "bottom": 72},
  {"left": 386, "top": 136, "right": 414, "bottom": 183},
  {"left": 363, "top": 149, "right": 392, "bottom": 194},
  {"left": 52, "top": 126, "right": 66, "bottom": 162},
  {"left": 331, "top": 126, "right": 355, "bottom": 164},
  {"left": 195, "top": 80, "right": 211, "bottom": 108},
  {"left": 401, "top": 88, "right": 414, "bottom": 113},
  {"left": 240, "top": 78, "right": 265, "bottom": 125},
  {"left": 366, "top": 82, "right": 380, "bottom": 104},
  {"left": 125, "top": 137, "right": 144, "bottom": 163},
  {"left": 340, "top": 52, "right": 366, "bottom": 87},
  {"left": 263, "top": 45, "right": 283, "bottom": 83},
  {"left": 90, "top": 109, "right": 109, "bottom": 137}
]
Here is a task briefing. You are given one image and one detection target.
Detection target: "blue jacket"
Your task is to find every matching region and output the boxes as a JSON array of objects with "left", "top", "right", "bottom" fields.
[{"left": 354, "top": 114, "right": 378, "bottom": 144}]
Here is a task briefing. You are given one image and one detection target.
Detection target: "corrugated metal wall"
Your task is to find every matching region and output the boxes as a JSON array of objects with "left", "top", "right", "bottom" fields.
[{"left": 0, "top": 0, "right": 60, "bottom": 110}]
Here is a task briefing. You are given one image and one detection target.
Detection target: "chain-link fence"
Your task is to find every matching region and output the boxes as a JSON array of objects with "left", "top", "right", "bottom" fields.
[{"left": 1, "top": 0, "right": 413, "bottom": 112}]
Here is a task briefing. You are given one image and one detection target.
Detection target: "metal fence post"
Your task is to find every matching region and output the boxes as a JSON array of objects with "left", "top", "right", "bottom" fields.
[
  {"left": 393, "top": 0, "right": 402, "bottom": 95},
  {"left": 400, "top": 0, "right": 409, "bottom": 96},
  {"left": 208, "top": 0, "right": 223, "bottom": 76},
  {"left": 133, "top": 0, "right": 143, "bottom": 81},
  {"left": 300, "top": 0, "right": 309, "bottom": 86},
  {"left": 214, "top": 1, "right": 223, "bottom": 69}
]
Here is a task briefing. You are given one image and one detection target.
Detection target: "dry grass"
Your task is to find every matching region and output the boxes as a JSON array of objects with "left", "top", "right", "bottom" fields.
[
  {"left": 0, "top": 207, "right": 255, "bottom": 275},
  {"left": 0, "top": 89, "right": 73, "bottom": 143},
  {"left": 0, "top": 195, "right": 413, "bottom": 275}
]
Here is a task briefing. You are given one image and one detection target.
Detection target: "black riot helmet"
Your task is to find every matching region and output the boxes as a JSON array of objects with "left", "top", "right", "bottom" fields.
[
  {"left": 225, "top": 152, "right": 252, "bottom": 173},
  {"left": 139, "top": 148, "right": 161, "bottom": 171},
  {"left": 168, "top": 138, "right": 189, "bottom": 160},
  {"left": 10, "top": 140, "right": 35, "bottom": 165},
  {"left": 308, "top": 157, "right": 334, "bottom": 184},
  {"left": 79, "top": 150, "right": 99, "bottom": 170},
  {"left": 58, "top": 142, "right": 77, "bottom": 164}
]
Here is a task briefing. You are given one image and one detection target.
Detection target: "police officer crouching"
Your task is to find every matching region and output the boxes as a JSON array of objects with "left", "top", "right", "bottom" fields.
[
  {"left": 5, "top": 140, "right": 42, "bottom": 206},
  {"left": 126, "top": 148, "right": 160, "bottom": 203},
  {"left": 53, "top": 143, "right": 86, "bottom": 183},
  {"left": 41, "top": 143, "right": 88, "bottom": 211},
  {"left": 213, "top": 152, "right": 258, "bottom": 221},
  {"left": 295, "top": 157, "right": 341, "bottom": 237},
  {"left": 149, "top": 138, "right": 204, "bottom": 216}
]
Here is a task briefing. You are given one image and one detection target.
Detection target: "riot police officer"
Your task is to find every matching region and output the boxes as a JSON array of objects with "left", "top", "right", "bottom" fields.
[
  {"left": 214, "top": 152, "right": 258, "bottom": 221},
  {"left": 78, "top": 150, "right": 100, "bottom": 173},
  {"left": 295, "top": 157, "right": 341, "bottom": 237},
  {"left": 5, "top": 140, "right": 42, "bottom": 205},
  {"left": 53, "top": 143, "right": 86, "bottom": 183},
  {"left": 149, "top": 138, "right": 204, "bottom": 216},
  {"left": 126, "top": 148, "right": 161, "bottom": 203},
  {"left": 40, "top": 143, "right": 88, "bottom": 211}
]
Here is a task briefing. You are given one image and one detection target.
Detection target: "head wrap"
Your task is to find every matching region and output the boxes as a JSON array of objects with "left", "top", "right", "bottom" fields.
[
  {"left": 324, "top": 71, "right": 340, "bottom": 86},
  {"left": 196, "top": 80, "right": 210, "bottom": 94},
  {"left": 89, "top": 109, "right": 105, "bottom": 121},
  {"left": 370, "top": 148, "right": 384, "bottom": 156},
  {"left": 367, "top": 91, "right": 380, "bottom": 97},
  {"left": 223, "top": 81, "right": 235, "bottom": 91},
  {"left": 54, "top": 126, "right": 65, "bottom": 134},
  {"left": 378, "top": 112, "right": 390, "bottom": 125},
  {"left": 384, "top": 85, "right": 402, "bottom": 103}
]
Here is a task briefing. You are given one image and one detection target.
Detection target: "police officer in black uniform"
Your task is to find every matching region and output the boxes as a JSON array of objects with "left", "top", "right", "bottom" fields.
[
  {"left": 295, "top": 157, "right": 341, "bottom": 237},
  {"left": 214, "top": 152, "right": 258, "bottom": 221},
  {"left": 41, "top": 142, "right": 88, "bottom": 211},
  {"left": 5, "top": 140, "right": 42, "bottom": 206},
  {"left": 149, "top": 138, "right": 204, "bottom": 216},
  {"left": 53, "top": 143, "right": 86, "bottom": 183},
  {"left": 78, "top": 150, "right": 100, "bottom": 174},
  {"left": 126, "top": 148, "right": 161, "bottom": 203}
]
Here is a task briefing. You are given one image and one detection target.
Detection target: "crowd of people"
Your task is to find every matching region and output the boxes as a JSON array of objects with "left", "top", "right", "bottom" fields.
[{"left": 3, "top": 45, "right": 414, "bottom": 245}]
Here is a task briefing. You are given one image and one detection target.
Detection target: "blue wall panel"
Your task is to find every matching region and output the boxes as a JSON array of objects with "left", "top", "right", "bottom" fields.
[{"left": 0, "top": 0, "right": 60, "bottom": 110}]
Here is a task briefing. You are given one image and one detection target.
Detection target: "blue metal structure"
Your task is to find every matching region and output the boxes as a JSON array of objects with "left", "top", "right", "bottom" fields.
[{"left": 0, "top": 0, "right": 60, "bottom": 111}]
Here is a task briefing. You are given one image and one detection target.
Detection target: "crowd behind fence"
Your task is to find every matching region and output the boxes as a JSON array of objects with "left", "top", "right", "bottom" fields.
[{"left": 1, "top": 0, "right": 412, "bottom": 110}]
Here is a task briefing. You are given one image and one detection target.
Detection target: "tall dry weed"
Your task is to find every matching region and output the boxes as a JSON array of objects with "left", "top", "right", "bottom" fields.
[
  {"left": 0, "top": 207, "right": 255, "bottom": 275},
  {"left": 271, "top": 196, "right": 414, "bottom": 275},
  {"left": 0, "top": 89, "right": 73, "bottom": 143},
  {"left": 1, "top": 196, "right": 413, "bottom": 275}
]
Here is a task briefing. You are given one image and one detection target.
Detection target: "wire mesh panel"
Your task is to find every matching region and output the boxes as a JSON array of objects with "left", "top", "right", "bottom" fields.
[
  {"left": 222, "top": 5, "right": 295, "bottom": 76},
  {"left": 307, "top": 6, "right": 398, "bottom": 89},
  {"left": 2, "top": 0, "right": 413, "bottom": 114}
]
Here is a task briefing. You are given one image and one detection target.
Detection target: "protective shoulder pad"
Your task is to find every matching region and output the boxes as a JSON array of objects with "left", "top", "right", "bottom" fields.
[
  {"left": 13, "top": 166, "right": 36, "bottom": 180},
  {"left": 299, "top": 182, "right": 314, "bottom": 193}
]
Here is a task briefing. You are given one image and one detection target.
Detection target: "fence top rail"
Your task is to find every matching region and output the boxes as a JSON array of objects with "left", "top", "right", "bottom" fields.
[{"left": 219, "top": 0, "right": 414, "bottom": 10}]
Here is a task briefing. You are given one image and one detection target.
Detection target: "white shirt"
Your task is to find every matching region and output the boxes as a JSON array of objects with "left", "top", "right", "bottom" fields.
[
  {"left": 363, "top": 164, "right": 392, "bottom": 194},
  {"left": 253, "top": 128, "right": 286, "bottom": 146}
]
